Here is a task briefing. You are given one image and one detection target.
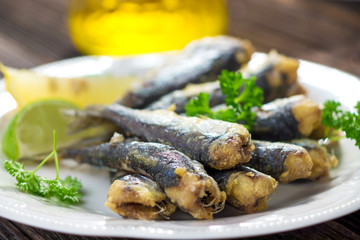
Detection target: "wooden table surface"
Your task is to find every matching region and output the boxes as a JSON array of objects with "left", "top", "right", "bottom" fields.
[{"left": 0, "top": 0, "right": 359, "bottom": 239}]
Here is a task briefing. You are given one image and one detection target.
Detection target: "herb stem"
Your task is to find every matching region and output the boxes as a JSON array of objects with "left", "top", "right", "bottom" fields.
[
  {"left": 32, "top": 151, "right": 54, "bottom": 174},
  {"left": 52, "top": 130, "right": 60, "bottom": 180},
  {"left": 3, "top": 130, "right": 82, "bottom": 203}
]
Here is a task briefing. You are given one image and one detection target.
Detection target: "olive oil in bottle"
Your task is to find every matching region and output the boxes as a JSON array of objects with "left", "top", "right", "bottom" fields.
[{"left": 67, "top": 0, "right": 227, "bottom": 55}]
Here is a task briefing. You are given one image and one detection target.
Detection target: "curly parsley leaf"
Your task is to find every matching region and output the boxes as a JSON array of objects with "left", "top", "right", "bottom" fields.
[
  {"left": 185, "top": 92, "right": 213, "bottom": 117},
  {"left": 3, "top": 131, "right": 82, "bottom": 204},
  {"left": 321, "top": 100, "right": 360, "bottom": 148},
  {"left": 44, "top": 178, "right": 82, "bottom": 203},
  {"left": 219, "top": 70, "right": 245, "bottom": 108},
  {"left": 212, "top": 108, "right": 238, "bottom": 122},
  {"left": 185, "top": 70, "right": 263, "bottom": 130}
]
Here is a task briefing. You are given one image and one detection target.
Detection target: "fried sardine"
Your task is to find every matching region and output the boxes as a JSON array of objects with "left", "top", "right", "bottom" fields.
[
  {"left": 106, "top": 174, "right": 176, "bottom": 220},
  {"left": 118, "top": 36, "right": 254, "bottom": 108},
  {"left": 63, "top": 139, "right": 226, "bottom": 219}
]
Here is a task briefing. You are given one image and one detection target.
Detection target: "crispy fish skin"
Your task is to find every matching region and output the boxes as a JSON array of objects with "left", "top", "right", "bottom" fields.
[
  {"left": 144, "top": 50, "right": 300, "bottom": 113},
  {"left": 105, "top": 174, "right": 176, "bottom": 220},
  {"left": 145, "top": 81, "right": 223, "bottom": 113},
  {"left": 244, "top": 50, "right": 300, "bottom": 103},
  {"left": 252, "top": 95, "right": 322, "bottom": 141},
  {"left": 118, "top": 36, "right": 254, "bottom": 108},
  {"left": 244, "top": 140, "right": 313, "bottom": 183},
  {"left": 99, "top": 104, "right": 254, "bottom": 170},
  {"left": 63, "top": 141, "right": 226, "bottom": 219},
  {"left": 290, "top": 139, "right": 338, "bottom": 180},
  {"left": 211, "top": 166, "right": 278, "bottom": 213}
]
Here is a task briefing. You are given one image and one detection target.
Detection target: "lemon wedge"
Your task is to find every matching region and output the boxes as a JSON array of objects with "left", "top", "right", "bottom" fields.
[{"left": 0, "top": 64, "right": 134, "bottom": 108}]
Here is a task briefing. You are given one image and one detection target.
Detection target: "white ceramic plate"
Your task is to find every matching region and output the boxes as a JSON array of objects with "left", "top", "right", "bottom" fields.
[{"left": 0, "top": 53, "right": 360, "bottom": 239}]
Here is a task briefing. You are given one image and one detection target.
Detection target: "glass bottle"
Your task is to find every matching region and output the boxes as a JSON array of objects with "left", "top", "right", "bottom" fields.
[{"left": 67, "top": 0, "right": 227, "bottom": 55}]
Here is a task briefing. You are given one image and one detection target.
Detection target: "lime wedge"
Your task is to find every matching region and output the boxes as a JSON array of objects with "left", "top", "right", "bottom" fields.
[{"left": 2, "top": 99, "right": 108, "bottom": 160}]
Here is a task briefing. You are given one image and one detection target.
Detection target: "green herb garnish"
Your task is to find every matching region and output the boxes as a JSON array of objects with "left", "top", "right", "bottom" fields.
[
  {"left": 321, "top": 100, "right": 360, "bottom": 148},
  {"left": 185, "top": 70, "right": 263, "bottom": 130},
  {"left": 4, "top": 131, "right": 82, "bottom": 203}
]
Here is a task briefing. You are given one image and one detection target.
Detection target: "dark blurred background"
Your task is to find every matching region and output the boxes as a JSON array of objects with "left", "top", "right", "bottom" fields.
[{"left": 0, "top": 0, "right": 359, "bottom": 76}]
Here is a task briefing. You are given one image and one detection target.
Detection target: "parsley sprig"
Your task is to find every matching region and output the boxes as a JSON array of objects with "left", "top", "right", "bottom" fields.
[
  {"left": 185, "top": 70, "right": 263, "bottom": 130},
  {"left": 4, "top": 131, "right": 82, "bottom": 203},
  {"left": 321, "top": 100, "right": 360, "bottom": 148}
]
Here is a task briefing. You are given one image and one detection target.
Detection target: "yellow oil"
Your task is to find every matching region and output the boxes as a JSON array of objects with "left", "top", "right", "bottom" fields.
[{"left": 67, "top": 0, "right": 227, "bottom": 55}]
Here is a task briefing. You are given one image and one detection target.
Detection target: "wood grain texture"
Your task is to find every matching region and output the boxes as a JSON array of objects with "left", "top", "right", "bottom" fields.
[
  {"left": 0, "top": 0, "right": 359, "bottom": 239},
  {"left": 227, "top": 0, "right": 360, "bottom": 77}
]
